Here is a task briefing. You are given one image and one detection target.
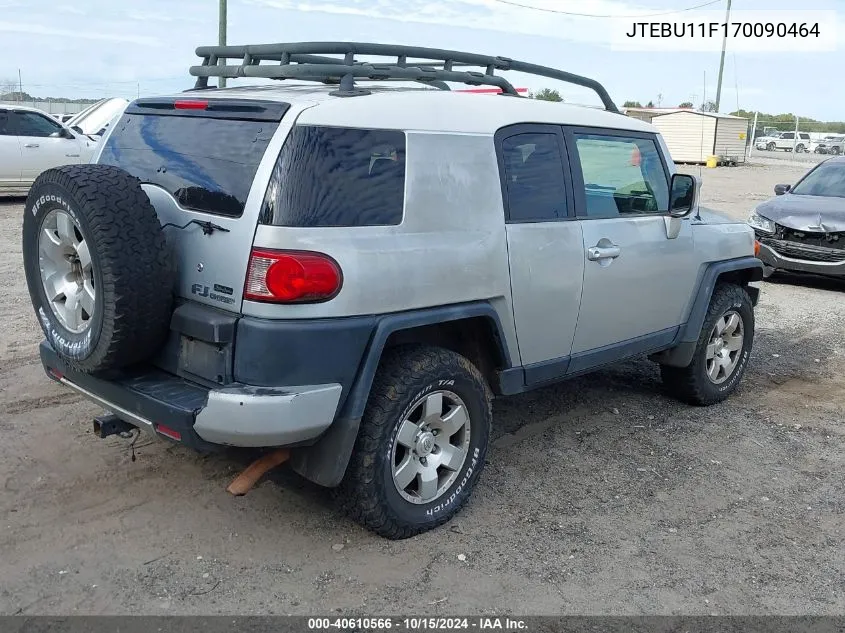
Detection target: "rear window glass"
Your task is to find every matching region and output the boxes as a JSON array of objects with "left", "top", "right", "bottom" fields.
[
  {"left": 259, "top": 126, "right": 406, "bottom": 227},
  {"left": 99, "top": 114, "right": 276, "bottom": 217}
]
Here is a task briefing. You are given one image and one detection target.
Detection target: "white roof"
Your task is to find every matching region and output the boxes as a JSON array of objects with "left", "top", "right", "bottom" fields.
[
  {"left": 0, "top": 103, "right": 58, "bottom": 115},
  {"left": 158, "top": 82, "right": 657, "bottom": 135}
]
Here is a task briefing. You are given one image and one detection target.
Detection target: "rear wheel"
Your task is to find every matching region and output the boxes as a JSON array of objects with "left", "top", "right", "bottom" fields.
[
  {"left": 795, "top": 143, "right": 805, "bottom": 153},
  {"left": 340, "top": 345, "right": 492, "bottom": 539},
  {"left": 661, "top": 284, "right": 754, "bottom": 406}
]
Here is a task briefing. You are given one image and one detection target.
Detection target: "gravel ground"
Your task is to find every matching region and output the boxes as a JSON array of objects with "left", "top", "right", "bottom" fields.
[{"left": 1, "top": 161, "right": 843, "bottom": 616}]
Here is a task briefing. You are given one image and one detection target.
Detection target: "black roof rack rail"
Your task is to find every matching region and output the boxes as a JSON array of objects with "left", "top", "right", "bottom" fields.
[{"left": 189, "top": 42, "right": 619, "bottom": 112}]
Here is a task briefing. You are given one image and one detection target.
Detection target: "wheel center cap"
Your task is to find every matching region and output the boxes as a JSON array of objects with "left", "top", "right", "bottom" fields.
[
  {"left": 416, "top": 432, "right": 435, "bottom": 456},
  {"left": 715, "top": 338, "right": 725, "bottom": 353}
]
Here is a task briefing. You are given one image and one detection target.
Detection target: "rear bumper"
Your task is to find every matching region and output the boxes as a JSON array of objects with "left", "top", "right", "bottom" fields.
[
  {"left": 757, "top": 242, "right": 845, "bottom": 278},
  {"left": 40, "top": 341, "right": 342, "bottom": 449}
]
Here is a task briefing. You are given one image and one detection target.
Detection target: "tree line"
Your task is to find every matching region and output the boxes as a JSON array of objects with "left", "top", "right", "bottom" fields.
[{"left": 530, "top": 88, "right": 845, "bottom": 133}]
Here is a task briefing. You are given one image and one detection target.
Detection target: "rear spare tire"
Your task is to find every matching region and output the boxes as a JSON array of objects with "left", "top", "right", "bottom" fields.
[{"left": 22, "top": 165, "right": 175, "bottom": 373}]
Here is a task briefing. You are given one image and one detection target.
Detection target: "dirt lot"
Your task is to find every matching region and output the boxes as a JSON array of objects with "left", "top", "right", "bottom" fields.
[{"left": 1, "top": 161, "right": 843, "bottom": 616}]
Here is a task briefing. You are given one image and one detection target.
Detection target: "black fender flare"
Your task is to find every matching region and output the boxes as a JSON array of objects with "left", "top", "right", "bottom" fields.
[{"left": 289, "top": 301, "right": 514, "bottom": 487}]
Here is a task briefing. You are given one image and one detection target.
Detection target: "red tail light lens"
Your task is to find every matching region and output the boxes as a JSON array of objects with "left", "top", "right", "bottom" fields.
[
  {"left": 174, "top": 99, "right": 209, "bottom": 110},
  {"left": 244, "top": 249, "right": 342, "bottom": 303}
]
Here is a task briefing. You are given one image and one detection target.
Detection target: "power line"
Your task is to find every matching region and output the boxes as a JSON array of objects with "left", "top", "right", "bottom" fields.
[{"left": 489, "top": 0, "right": 721, "bottom": 18}]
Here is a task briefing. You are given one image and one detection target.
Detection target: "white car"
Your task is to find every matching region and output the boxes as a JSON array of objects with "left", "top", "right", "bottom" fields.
[
  {"left": 0, "top": 105, "right": 99, "bottom": 195},
  {"left": 755, "top": 131, "right": 811, "bottom": 152}
]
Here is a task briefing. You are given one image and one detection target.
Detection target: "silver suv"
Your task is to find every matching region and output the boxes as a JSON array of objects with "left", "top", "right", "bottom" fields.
[{"left": 22, "top": 43, "right": 763, "bottom": 539}]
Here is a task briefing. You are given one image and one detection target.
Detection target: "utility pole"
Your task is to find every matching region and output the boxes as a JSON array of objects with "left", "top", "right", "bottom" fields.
[
  {"left": 218, "top": 0, "right": 227, "bottom": 88},
  {"left": 749, "top": 111, "right": 758, "bottom": 158},
  {"left": 18, "top": 68, "right": 22, "bottom": 101},
  {"left": 714, "top": 0, "right": 732, "bottom": 113}
]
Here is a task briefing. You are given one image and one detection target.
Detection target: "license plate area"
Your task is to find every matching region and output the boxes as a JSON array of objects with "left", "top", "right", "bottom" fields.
[{"left": 151, "top": 302, "right": 237, "bottom": 386}]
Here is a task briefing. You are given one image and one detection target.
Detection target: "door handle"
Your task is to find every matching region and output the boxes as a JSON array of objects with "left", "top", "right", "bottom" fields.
[
  {"left": 24, "top": 143, "right": 40, "bottom": 148},
  {"left": 65, "top": 154, "right": 80, "bottom": 157},
  {"left": 587, "top": 245, "right": 621, "bottom": 261}
]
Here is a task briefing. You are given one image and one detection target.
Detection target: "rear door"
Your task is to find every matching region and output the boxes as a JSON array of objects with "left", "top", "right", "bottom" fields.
[
  {"left": 0, "top": 110, "right": 23, "bottom": 190},
  {"left": 96, "top": 98, "right": 290, "bottom": 312},
  {"left": 13, "top": 110, "right": 84, "bottom": 183},
  {"left": 565, "top": 127, "right": 697, "bottom": 373},
  {"left": 778, "top": 132, "right": 794, "bottom": 150},
  {"left": 497, "top": 124, "right": 584, "bottom": 385}
]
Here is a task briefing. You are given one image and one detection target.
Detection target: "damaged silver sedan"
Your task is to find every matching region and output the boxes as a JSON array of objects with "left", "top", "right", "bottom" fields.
[{"left": 750, "top": 156, "right": 845, "bottom": 279}]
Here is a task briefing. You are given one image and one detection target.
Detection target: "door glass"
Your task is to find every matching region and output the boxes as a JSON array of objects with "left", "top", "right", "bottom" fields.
[
  {"left": 14, "top": 112, "right": 63, "bottom": 137},
  {"left": 500, "top": 132, "right": 568, "bottom": 222},
  {"left": 573, "top": 133, "right": 669, "bottom": 217},
  {"left": 0, "top": 111, "right": 11, "bottom": 135}
]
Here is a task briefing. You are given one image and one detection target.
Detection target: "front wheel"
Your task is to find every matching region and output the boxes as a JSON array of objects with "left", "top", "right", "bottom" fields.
[
  {"left": 661, "top": 284, "right": 755, "bottom": 406},
  {"left": 795, "top": 144, "right": 805, "bottom": 153},
  {"left": 766, "top": 142, "right": 776, "bottom": 151},
  {"left": 340, "top": 345, "right": 492, "bottom": 539}
]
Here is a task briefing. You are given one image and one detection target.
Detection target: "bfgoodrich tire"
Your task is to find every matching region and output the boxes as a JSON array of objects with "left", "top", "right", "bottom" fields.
[
  {"left": 660, "top": 283, "right": 754, "bottom": 406},
  {"left": 340, "top": 345, "right": 492, "bottom": 539},
  {"left": 22, "top": 165, "right": 175, "bottom": 373}
]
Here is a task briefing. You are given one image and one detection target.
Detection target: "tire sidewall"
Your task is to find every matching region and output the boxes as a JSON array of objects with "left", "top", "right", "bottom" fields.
[
  {"left": 379, "top": 370, "right": 490, "bottom": 527},
  {"left": 23, "top": 182, "right": 106, "bottom": 364},
  {"left": 695, "top": 290, "right": 754, "bottom": 398}
]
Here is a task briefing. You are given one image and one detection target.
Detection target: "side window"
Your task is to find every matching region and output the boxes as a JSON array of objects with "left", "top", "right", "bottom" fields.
[
  {"left": 572, "top": 133, "right": 669, "bottom": 217},
  {"left": 260, "top": 126, "right": 406, "bottom": 227},
  {"left": 800, "top": 133, "right": 810, "bottom": 140},
  {"left": 14, "top": 112, "right": 63, "bottom": 138},
  {"left": 0, "top": 111, "right": 11, "bottom": 136},
  {"left": 500, "top": 132, "right": 568, "bottom": 222},
  {"left": 781, "top": 132, "right": 794, "bottom": 140}
]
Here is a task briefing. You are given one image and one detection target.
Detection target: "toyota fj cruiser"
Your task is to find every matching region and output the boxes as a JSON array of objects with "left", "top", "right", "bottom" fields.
[{"left": 22, "top": 43, "right": 763, "bottom": 539}]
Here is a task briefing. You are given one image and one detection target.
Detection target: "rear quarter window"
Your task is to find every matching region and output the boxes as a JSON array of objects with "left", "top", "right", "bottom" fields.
[{"left": 259, "top": 126, "right": 406, "bottom": 227}]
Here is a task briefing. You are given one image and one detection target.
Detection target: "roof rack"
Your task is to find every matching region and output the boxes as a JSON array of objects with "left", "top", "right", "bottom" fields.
[{"left": 189, "top": 42, "right": 619, "bottom": 112}]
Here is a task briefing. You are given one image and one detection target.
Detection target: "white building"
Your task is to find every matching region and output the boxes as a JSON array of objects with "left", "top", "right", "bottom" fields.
[{"left": 649, "top": 110, "right": 749, "bottom": 164}]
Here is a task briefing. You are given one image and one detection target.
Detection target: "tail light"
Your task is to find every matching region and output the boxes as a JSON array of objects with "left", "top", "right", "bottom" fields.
[{"left": 244, "top": 249, "right": 342, "bottom": 303}]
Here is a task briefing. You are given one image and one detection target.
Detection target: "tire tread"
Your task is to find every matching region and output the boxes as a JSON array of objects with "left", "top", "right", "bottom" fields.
[
  {"left": 339, "top": 345, "right": 492, "bottom": 539},
  {"left": 24, "top": 165, "right": 174, "bottom": 372},
  {"left": 661, "top": 283, "right": 753, "bottom": 406}
]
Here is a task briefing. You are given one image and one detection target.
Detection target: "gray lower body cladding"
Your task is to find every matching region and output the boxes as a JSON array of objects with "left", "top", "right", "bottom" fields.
[
  {"left": 37, "top": 301, "right": 378, "bottom": 452},
  {"left": 40, "top": 341, "right": 343, "bottom": 450}
]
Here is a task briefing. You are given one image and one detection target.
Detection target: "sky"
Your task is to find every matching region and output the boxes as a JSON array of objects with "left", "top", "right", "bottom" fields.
[{"left": 0, "top": 0, "right": 842, "bottom": 120}]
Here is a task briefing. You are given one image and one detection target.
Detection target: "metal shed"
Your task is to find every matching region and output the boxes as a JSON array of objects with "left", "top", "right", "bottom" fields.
[{"left": 650, "top": 110, "right": 749, "bottom": 164}]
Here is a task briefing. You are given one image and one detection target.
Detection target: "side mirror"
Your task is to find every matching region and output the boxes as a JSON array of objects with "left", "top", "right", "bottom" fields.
[
  {"left": 774, "top": 183, "right": 791, "bottom": 195},
  {"left": 668, "top": 173, "right": 699, "bottom": 217},
  {"left": 58, "top": 127, "right": 75, "bottom": 139}
]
